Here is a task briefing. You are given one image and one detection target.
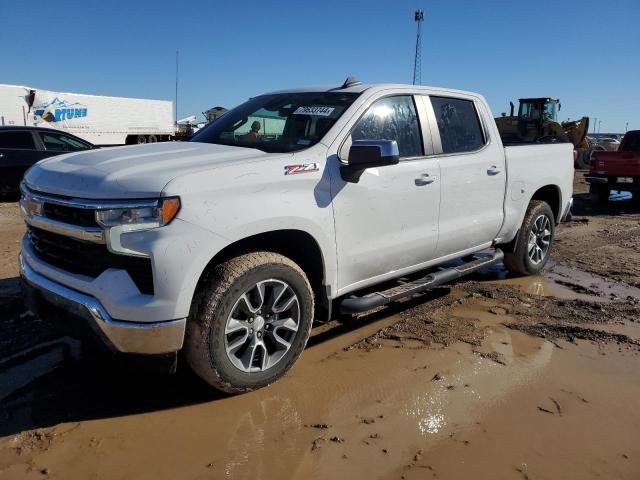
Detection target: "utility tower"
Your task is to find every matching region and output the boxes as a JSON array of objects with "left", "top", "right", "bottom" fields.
[{"left": 412, "top": 10, "right": 424, "bottom": 85}]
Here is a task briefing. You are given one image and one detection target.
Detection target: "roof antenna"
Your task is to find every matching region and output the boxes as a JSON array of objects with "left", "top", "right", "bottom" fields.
[{"left": 341, "top": 76, "right": 362, "bottom": 89}]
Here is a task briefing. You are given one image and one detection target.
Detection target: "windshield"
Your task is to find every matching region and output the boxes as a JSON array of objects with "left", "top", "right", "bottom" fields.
[{"left": 190, "top": 92, "right": 359, "bottom": 153}]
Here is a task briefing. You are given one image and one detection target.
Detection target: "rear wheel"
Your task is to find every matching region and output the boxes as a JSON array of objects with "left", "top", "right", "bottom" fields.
[
  {"left": 184, "top": 252, "right": 314, "bottom": 393},
  {"left": 147, "top": 135, "right": 158, "bottom": 143},
  {"left": 136, "top": 135, "right": 147, "bottom": 144},
  {"left": 503, "top": 200, "right": 555, "bottom": 276}
]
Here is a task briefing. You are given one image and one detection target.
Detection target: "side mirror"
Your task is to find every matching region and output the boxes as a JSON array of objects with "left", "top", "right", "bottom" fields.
[{"left": 341, "top": 140, "right": 400, "bottom": 183}]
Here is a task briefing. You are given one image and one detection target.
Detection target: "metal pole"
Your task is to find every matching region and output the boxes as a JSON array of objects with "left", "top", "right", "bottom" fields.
[
  {"left": 592, "top": 117, "right": 597, "bottom": 135},
  {"left": 625, "top": 122, "right": 629, "bottom": 132},
  {"left": 413, "top": 10, "right": 424, "bottom": 85},
  {"left": 175, "top": 50, "right": 179, "bottom": 126}
]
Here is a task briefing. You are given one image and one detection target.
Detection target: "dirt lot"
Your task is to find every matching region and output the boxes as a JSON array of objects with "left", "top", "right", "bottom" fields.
[{"left": 1, "top": 173, "right": 639, "bottom": 479}]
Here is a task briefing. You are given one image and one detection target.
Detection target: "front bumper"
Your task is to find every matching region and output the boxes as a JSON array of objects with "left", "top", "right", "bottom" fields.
[{"left": 20, "top": 254, "right": 186, "bottom": 354}]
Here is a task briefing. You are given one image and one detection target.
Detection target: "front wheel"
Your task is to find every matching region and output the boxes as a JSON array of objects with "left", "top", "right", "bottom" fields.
[
  {"left": 184, "top": 252, "right": 314, "bottom": 393},
  {"left": 503, "top": 200, "right": 555, "bottom": 276}
]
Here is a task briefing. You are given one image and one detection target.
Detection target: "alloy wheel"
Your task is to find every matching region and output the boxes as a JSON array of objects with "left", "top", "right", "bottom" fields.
[
  {"left": 527, "top": 214, "right": 552, "bottom": 265},
  {"left": 224, "top": 279, "right": 300, "bottom": 373}
]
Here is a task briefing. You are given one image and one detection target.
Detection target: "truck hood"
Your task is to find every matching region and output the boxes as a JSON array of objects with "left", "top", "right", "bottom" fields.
[{"left": 24, "top": 142, "right": 272, "bottom": 199}]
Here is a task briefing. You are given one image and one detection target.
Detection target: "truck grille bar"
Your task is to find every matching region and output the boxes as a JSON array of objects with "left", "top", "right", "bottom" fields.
[{"left": 19, "top": 183, "right": 156, "bottom": 295}]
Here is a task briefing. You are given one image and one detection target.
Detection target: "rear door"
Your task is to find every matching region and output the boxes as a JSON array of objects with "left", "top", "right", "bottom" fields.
[
  {"left": 0, "top": 130, "right": 45, "bottom": 192},
  {"left": 330, "top": 94, "right": 441, "bottom": 292},
  {"left": 423, "top": 95, "right": 506, "bottom": 256}
]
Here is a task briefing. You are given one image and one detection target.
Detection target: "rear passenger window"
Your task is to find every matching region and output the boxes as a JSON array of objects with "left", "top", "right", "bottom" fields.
[
  {"left": 430, "top": 97, "right": 485, "bottom": 154},
  {"left": 351, "top": 96, "right": 423, "bottom": 158},
  {"left": 0, "top": 131, "right": 36, "bottom": 149}
]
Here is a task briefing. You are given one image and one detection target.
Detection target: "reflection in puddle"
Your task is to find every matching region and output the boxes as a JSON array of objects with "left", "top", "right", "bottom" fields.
[{"left": 405, "top": 389, "right": 448, "bottom": 435}]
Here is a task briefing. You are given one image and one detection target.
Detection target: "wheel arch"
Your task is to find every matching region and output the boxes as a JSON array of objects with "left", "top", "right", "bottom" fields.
[
  {"left": 498, "top": 184, "right": 562, "bottom": 253},
  {"left": 194, "top": 229, "right": 331, "bottom": 322},
  {"left": 530, "top": 184, "right": 562, "bottom": 223}
]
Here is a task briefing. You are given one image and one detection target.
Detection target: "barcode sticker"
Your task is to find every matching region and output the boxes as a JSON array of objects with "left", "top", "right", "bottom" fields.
[{"left": 293, "top": 106, "right": 335, "bottom": 116}]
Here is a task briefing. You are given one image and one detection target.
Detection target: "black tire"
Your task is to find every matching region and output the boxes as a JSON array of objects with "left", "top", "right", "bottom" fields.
[
  {"left": 503, "top": 200, "right": 555, "bottom": 276},
  {"left": 589, "top": 183, "right": 609, "bottom": 204},
  {"left": 184, "top": 251, "right": 314, "bottom": 394},
  {"left": 147, "top": 134, "right": 158, "bottom": 143},
  {"left": 136, "top": 135, "right": 147, "bottom": 144}
]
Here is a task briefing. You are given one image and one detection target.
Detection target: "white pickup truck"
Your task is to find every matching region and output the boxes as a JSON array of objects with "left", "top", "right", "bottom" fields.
[{"left": 19, "top": 79, "right": 573, "bottom": 393}]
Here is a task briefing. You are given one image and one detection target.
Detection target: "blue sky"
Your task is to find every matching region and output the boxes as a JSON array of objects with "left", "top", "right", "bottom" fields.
[{"left": 2, "top": 0, "right": 638, "bottom": 132}]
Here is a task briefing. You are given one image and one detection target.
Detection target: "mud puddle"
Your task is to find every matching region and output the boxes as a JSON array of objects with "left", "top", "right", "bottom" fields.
[
  {"left": 2, "top": 291, "right": 640, "bottom": 480},
  {"left": 386, "top": 339, "right": 640, "bottom": 480},
  {"left": 470, "top": 258, "right": 640, "bottom": 302}
]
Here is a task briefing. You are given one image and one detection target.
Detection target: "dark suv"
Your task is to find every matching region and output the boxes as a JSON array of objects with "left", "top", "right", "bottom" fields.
[{"left": 0, "top": 126, "right": 95, "bottom": 194}]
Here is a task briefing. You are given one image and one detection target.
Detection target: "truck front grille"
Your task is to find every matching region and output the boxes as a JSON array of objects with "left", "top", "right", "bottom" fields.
[
  {"left": 27, "top": 226, "right": 154, "bottom": 295},
  {"left": 42, "top": 202, "right": 99, "bottom": 227}
]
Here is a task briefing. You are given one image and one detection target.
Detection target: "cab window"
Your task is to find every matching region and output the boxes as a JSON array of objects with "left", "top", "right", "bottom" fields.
[
  {"left": 350, "top": 96, "right": 423, "bottom": 158},
  {"left": 429, "top": 96, "right": 485, "bottom": 154}
]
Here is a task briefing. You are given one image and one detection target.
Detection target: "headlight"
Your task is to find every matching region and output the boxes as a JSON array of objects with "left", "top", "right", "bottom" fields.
[
  {"left": 96, "top": 197, "right": 180, "bottom": 229},
  {"left": 97, "top": 197, "right": 180, "bottom": 258}
]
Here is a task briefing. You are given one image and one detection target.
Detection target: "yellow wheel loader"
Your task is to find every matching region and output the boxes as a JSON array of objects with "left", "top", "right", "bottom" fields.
[{"left": 495, "top": 98, "right": 591, "bottom": 168}]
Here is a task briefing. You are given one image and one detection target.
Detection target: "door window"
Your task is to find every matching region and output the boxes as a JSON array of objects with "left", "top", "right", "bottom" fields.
[
  {"left": 430, "top": 97, "right": 485, "bottom": 154},
  {"left": 39, "top": 132, "right": 91, "bottom": 152},
  {"left": 0, "top": 131, "right": 36, "bottom": 149},
  {"left": 351, "top": 96, "right": 423, "bottom": 158}
]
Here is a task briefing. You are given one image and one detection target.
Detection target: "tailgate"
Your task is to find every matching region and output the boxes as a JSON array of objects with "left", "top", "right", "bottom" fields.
[{"left": 591, "top": 151, "right": 640, "bottom": 175}]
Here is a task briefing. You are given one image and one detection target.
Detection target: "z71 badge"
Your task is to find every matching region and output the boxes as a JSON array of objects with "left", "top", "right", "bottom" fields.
[{"left": 284, "top": 163, "right": 320, "bottom": 175}]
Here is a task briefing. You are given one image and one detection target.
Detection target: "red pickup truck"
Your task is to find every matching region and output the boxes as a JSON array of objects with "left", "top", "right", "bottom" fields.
[{"left": 587, "top": 130, "right": 640, "bottom": 203}]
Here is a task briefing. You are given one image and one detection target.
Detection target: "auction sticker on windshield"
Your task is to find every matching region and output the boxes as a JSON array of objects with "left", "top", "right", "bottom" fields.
[{"left": 293, "top": 106, "right": 335, "bottom": 116}]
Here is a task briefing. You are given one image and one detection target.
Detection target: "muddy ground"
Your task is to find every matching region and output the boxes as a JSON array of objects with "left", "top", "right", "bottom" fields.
[{"left": 1, "top": 173, "right": 639, "bottom": 479}]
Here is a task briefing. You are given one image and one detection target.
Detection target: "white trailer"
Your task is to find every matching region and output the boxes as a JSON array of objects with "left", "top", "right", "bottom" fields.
[{"left": 0, "top": 84, "right": 174, "bottom": 145}]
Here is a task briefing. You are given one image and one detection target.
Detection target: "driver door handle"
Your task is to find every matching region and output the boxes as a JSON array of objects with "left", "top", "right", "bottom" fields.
[
  {"left": 415, "top": 173, "right": 437, "bottom": 186},
  {"left": 487, "top": 165, "right": 502, "bottom": 175}
]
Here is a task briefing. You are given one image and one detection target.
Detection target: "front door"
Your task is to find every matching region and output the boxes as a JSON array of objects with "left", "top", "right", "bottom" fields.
[{"left": 330, "top": 95, "right": 441, "bottom": 293}]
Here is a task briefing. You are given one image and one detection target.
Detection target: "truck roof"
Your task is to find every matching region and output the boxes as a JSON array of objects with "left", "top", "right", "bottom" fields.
[{"left": 265, "top": 82, "right": 482, "bottom": 99}]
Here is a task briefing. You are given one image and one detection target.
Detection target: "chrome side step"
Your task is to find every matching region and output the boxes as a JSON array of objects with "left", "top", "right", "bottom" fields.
[{"left": 339, "top": 249, "right": 504, "bottom": 314}]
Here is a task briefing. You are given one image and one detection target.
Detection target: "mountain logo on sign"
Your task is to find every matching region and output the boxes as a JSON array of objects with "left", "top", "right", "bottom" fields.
[{"left": 34, "top": 97, "right": 88, "bottom": 123}]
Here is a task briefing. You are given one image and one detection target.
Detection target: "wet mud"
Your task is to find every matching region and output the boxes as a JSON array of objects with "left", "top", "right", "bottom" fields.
[{"left": 2, "top": 172, "right": 640, "bottom": 479}]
